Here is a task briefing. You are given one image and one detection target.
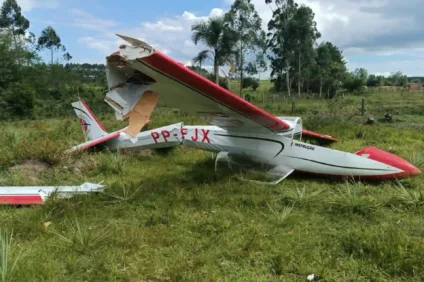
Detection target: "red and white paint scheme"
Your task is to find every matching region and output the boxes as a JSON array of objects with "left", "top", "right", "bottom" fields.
[
  {"left": 68, "top": 34, "right": 421, "bottom": 184},
  {"left": 0, "top": 182, "right": 105, "bottom": 205}
]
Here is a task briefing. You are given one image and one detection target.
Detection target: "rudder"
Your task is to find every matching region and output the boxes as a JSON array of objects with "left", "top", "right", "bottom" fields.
[{"left": 72, "top": 100, "right": 107, "bottom": 140}]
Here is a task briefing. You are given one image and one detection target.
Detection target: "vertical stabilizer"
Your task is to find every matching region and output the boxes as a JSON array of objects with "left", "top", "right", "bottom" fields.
[{"left": 72, "top": 100, "right": 107, "bottom": 141}]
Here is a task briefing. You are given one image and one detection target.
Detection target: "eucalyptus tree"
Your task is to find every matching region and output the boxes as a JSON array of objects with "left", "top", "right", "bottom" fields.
[
  {"left": 266, "top": 0, "right": 298, "bottom": 96},
  {"left": 225, "top": 0, "right": 262, "bottom": 96},
  {"left": 37, "top": 26, "right": 66, "bottom": 64},
  {"left": 0, "top": 0, "right": 30, "bottom": 44}
]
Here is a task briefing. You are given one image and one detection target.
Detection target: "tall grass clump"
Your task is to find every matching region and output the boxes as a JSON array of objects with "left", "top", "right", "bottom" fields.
[
  {"left": 98, "top": 150, "right": 127, "bottom": 176},
  {"left": 0, "top": 124, "right": 70, "bottom": 167},
  {"left": 282, "top": 185, "right": 323, "bottom": 208},
  {"left": 386, "top": 180, "right": 424, "bottom": 209},
  {"left": 0, "top": 229, "right": 19, "bottom": 282},
  {"left": 101, "top": 182, "right": 141, "bottom": 204},
  {"left": 267, "top": 203, "right": 293, "bottom": 225},
  {"left": 326, "top": 182, "right": 379, "bottom": 217},
  {"left": 49, "top": 217, "right": 112, "bottom": 254}
]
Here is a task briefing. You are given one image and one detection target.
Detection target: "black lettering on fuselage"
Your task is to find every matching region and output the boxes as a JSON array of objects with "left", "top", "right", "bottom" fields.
[{"left": 294, "top": 143, "right": 315, "bottom": 151}]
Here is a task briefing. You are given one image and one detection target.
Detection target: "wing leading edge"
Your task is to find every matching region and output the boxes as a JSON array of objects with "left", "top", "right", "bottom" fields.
[{"left": 105, "top": 34, "right": 292, "bottom": 135}]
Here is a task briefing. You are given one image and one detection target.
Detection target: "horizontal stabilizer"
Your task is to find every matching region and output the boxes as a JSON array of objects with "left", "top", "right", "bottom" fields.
[
  {"left": 67, "top": 132, "right": 121, "bottom": 153},
  {"left": 302, "top": 129, "right": 337, "bottom": 143}
]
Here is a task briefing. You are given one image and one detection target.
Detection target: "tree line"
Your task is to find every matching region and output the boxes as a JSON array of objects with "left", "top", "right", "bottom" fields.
[
  {"left": 0, "top": 0, "right": 422, "bottom": 120},
  {"left": 0, "top": 0, "right": 113, "bottom": 119},
  {"left": 189, "top": 0, "right": 422, "bottom": 97}
]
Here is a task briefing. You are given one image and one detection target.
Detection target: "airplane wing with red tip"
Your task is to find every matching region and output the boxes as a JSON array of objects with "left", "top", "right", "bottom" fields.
[
  {"left": 104, "top": 34, "right": 336, "bottom": 143},
  {"left": 105, "top": 34, "right": 292, "bottom": 135}
]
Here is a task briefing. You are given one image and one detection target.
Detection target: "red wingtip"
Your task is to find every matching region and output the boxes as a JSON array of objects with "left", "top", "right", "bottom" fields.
[{"left": 0, "top": 195, "right": 44, "bottom": 205}]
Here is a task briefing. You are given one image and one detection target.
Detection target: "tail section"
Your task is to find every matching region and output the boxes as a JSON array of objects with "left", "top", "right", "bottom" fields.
[{"left": 72, "top": 100, "right": 107, "bottom": 140}]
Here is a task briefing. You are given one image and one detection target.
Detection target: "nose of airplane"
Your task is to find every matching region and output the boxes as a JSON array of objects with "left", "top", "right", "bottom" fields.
[{"left": 356, "top": 147, "right": 421, "bottom": 180}]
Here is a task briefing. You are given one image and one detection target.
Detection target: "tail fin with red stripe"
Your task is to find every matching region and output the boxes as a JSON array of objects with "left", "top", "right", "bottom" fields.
[{"left": 72, "top": 100, "right": 107, "bottom": 141}]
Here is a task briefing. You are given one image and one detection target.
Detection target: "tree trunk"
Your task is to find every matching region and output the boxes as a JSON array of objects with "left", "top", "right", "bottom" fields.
[
  {"left": 51, "top": 47, "right": 54, "bottom": 65},
  {"left": 319, "top": 74, "right": 323, "bottom": 98},
  {"left": 240, "top": 71, "right": 243, "bottom": 98},
  {"left": 298, "top": 47, "right": 301, "bottom": 97},
  {"left": 289, "top": 77, "right": 295, "bottom": 90},
  {"left": 11, "top": 28, "right": 21, "bottom": 66},
  {"left": 239, "top": 44, "right": 244, "bottom": 97},
  {"left": 214, "top": 57, "right": 219, "bottom": 85},
  {"left": 307, "top": 78, "right": 310, "bottom": 94},
  {"left": 286, "top": 60, "right": 291, "bottom": 97}
]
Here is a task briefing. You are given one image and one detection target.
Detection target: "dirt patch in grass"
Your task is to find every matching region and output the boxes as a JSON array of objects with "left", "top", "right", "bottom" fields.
[
  {"left": 8, "top": 159, "right": 50, "bottom": 183},
  {"left": 72, "top": 157, "right": 99, "bottom": 175},
  {"left": 121, "top": 149, "right": 154, "bottom": 157}
]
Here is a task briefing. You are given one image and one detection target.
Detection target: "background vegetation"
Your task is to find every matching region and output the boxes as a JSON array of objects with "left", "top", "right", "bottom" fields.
[
  {"left": 0, "top": 0, "right": 423, "bottom": 121},
  {"left": 0, "top": 0, "right": 423, "bottom": 281}
]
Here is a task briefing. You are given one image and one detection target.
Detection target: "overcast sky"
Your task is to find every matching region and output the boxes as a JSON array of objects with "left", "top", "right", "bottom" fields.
[{"left": 4, "top": 0, "right": 424, "bottom": 77}]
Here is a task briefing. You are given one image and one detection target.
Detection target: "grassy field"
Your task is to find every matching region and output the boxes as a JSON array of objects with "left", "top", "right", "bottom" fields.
[{"left": 0, "top": 88, "right": 423, "bottom": 281}]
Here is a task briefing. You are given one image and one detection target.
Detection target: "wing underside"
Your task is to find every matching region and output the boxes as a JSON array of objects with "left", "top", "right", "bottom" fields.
[{"left": 105, "top": 34, "right": 292, "bottom": 135}]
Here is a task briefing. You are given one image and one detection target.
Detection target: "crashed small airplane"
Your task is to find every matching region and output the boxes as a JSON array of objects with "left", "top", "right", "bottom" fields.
[{"left": 68, "top": 34, "right": 421, "bottom": 184}]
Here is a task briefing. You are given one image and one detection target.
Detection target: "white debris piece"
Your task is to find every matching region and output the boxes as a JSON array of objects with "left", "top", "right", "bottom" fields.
[{"left": 0, "top": 182, "right": 105, "bottom": 205}]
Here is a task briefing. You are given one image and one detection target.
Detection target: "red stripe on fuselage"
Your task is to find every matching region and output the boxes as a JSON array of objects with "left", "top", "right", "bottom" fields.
[{"left": 81, "top": 132, "right": 121, "bottom": 150}]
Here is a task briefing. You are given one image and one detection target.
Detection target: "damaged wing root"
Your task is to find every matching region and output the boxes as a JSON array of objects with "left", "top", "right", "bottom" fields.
[{"left": 125, "top": 90, "right": 159, "bottom": 137}]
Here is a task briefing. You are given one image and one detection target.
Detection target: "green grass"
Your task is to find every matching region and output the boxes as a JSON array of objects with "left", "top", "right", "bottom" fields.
[{"left": 0, "top": 89, "right": 423, "bottom": 281}]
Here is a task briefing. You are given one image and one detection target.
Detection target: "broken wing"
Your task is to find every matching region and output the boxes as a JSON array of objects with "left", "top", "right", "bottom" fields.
[{"left": 105, "top": 34, "right": 292, "bottom": 135}]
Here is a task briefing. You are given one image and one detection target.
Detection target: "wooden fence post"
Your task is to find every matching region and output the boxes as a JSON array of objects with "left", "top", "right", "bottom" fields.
[{"left": 361, "top": 97, "right": 365, "bottom": 116}]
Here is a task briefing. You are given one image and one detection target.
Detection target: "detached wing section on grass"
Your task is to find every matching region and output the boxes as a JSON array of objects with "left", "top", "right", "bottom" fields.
[{"left": 106, "top": 34, "right": 292, "bottom": 135}]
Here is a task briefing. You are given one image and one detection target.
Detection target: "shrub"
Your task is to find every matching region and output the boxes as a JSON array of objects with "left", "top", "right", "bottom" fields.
[{"left": 242, "top": 77, "right": 260, "bottom": 91}]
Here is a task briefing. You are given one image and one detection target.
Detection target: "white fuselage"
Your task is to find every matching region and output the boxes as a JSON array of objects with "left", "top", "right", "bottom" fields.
[{"left": 104, "top": 123, "right": 404, "bottom": 179}]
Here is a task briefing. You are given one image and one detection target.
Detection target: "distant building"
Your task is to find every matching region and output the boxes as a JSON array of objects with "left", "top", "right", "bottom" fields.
[{"left": 408, "top": 83, "right": 423, "bottom": 91}]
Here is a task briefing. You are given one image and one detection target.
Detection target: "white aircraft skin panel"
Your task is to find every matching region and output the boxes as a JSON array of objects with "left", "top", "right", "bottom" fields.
[
  {"left": 126, "top": 60, "right": 276, "bottom": 134},
  {"left": 179, "top": 127, "right": 403, "bottom": 177},
  {"left": 107, "top": 123, "right": 183, "bottom": 151},
  {"left": 277, "top": 139, "right": 402, "bottom": 176},
  {"left": 183, "top": 141, "right": 226, "bottom": 153},
  {"left": 182, "top": 126, "right": 283, "bottom": 160}
]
